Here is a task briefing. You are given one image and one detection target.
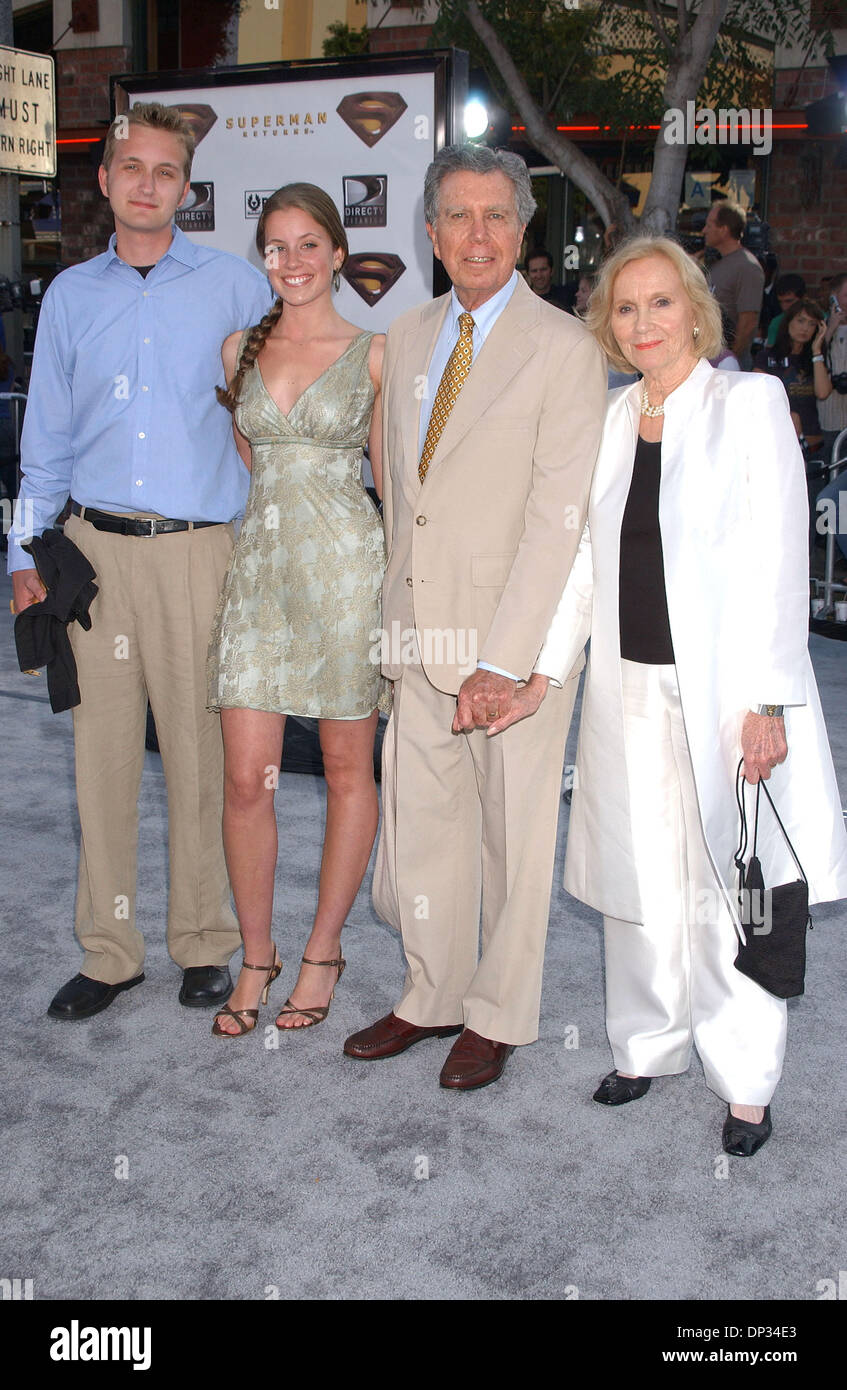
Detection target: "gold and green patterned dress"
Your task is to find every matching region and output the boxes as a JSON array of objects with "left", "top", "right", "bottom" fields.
[{"left": 207, "top": 331, "right": 387, "bottom": 719}]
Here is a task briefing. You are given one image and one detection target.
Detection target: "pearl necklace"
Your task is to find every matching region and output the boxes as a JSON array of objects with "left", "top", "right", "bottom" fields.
[{"left": 640, "top": 383, "right": 664, "bottom": 417}]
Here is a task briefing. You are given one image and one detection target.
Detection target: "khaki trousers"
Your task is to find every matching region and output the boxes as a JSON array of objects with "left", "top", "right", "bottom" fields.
[
  {"left": 604, "top": 661, "right": 787, "bottom": 1105},
  {"left": 373, "top": 659, "right": 577, "bottom": 1046},
  {"left": 64, "top": 511, "right": 241, "bottom": 984}
]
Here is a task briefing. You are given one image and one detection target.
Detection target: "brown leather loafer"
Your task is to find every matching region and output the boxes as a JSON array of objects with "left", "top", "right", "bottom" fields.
[
  {"left": 439, "top": 1027, "right": 515, "bottom": 1090},
  {"left": 343, "top": 1011, "right": 462, "bottom": 1060}
]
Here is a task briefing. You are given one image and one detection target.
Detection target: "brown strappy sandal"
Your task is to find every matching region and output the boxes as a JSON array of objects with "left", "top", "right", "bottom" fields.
[
  {"left": 275, "top": 955, "right": 346, "bottom": 1030},
  {"left": 212, "top": 948, "right": 282, "bottom": 1038}
]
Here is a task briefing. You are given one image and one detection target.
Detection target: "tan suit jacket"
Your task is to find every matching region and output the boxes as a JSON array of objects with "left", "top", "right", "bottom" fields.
[
  {"left": 373, "top": 273, "right": 606, "bottom": 1044},
  {"left": 380, "top": 273, "right": 607, "bottom": 692}
]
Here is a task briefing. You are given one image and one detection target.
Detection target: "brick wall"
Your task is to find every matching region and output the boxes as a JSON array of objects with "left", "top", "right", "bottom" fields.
[
  {"left": 774, "top": 64, "right": 838, "bottom": 108},
  {"left": 56, "top": 45, "right": 131, "bottom": 129},
  {"left": 767, "top": 136, "right": 847, "bottom": 298},
  {"left": 768, "top": 62, "right": 847, "bottom": 294},
  {"left": 368, "top": 23, "right": 433, "bottom": 53},
  {"left": 57, "top": 45, "right": 132, "bottom": 268},
  {"left": 59, "top": 151, "right": 114, "bottom": 266}
]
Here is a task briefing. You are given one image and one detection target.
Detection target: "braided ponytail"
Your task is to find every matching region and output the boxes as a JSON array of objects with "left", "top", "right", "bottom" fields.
[{"left": 216, "top": 298, "right": 285, "bottom": 413}]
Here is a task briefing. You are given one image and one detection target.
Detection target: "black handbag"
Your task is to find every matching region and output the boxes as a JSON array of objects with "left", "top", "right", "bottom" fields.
[{"left": 732, "top": 759, "right": 812, "bottom": 999}]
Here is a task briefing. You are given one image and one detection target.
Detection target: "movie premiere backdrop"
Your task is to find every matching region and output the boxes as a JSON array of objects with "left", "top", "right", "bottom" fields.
[{"left": 114, "top": 52, "right": 468, "bottom": 333}]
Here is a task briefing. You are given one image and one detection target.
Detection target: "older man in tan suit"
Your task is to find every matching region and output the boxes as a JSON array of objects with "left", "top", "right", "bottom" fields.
[{"left": 344, "top": 145, "right": 606, "bottom": 1088}]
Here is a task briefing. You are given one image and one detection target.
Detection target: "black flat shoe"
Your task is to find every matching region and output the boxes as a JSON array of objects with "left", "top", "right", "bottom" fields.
[
  {"left": 722, "top": 1105, "right": 772, "bottom": 1157},
  {"left": 48, "top": 972, "right": 144, "bottom": 1020},
  {"left": 593, "top": 1070, "right": 652, "bottom": 1106},
  {"left": 179, "top": 964, "right": 233, "bottom": 1008}
]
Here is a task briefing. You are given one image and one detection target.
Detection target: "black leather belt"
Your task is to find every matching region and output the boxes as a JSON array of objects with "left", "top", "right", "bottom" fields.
[{"left": 70, "top": 501, "right": 223, "bottom": 537}]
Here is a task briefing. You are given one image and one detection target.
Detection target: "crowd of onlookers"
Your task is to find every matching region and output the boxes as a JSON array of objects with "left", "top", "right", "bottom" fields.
[{"left": 755, "top": 266, "right": 847, "bottom": 465}]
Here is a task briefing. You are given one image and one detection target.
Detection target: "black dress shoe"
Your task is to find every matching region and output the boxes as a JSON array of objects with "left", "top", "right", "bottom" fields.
[
  {"left": 48, "top": 972, "right": 144, "bottom": 1020},
  {"left": 722, "top": 1104, "right": 772, "bottom": 1157},
  {"left": 593, "top": 1070, "right": 652, "bottom": 1106},
  {"left": 179, "top": 965, "right": 233, "bottom": 1008}
]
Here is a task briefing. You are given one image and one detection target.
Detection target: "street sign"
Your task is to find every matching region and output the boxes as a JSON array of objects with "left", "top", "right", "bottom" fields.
[{"left": 0, "top": 45, "right": 56, "bottom": 177}]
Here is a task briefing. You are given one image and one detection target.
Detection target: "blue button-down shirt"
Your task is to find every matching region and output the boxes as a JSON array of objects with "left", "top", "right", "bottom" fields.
[{"left": 8, "top": 225, "right": 273, "bottom": 571}]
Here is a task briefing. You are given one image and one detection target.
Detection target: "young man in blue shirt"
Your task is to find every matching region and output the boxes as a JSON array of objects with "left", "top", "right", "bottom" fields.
[{"left": 10, "top": 103, "right": 272, "bottom": 1019}]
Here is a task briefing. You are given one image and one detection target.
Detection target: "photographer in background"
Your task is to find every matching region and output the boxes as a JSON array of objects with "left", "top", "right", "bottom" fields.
[
  {"left": 816, "top": 272, "right": 847, "bottom": 565},
  {"left": 753, "top": 298, "right": 831, "bottom": 457},
  {"left": 819, "top": 272, "right": 847, "bottom": 461}
]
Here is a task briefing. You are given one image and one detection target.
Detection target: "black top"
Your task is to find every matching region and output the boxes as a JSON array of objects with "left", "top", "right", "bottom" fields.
[
  {"left": 618, "top": 435, "right": 675, "bottom": 664},
  {"left": 752, "top": 347, "right": 821, "bottom": 438},
  {"left": 540, "top": 284, "right": 575, "bottom": 313}
]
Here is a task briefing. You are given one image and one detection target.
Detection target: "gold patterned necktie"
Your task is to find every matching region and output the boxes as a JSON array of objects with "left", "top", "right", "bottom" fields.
[{"left": 418, "top": 311, "right": 475, "bottom": 483}]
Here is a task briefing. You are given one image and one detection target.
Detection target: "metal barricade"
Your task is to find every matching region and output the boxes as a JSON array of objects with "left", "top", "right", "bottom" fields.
[
  {"left": 811, "top": 428, "right": 847, "bottom": 617},
  {"left": 0, "top": 391, "right": 27, "bottom": 546},
  {"left": 0, "top": 389, "right": 27, "bottom": 482}
]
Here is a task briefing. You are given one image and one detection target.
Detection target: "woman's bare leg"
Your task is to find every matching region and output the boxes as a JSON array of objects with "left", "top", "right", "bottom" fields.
[
  {"left": 216, "top": 707, "right": 285, "bottom": 1032},
  {"left": 276, "top": 710, "right": 379, "bottom": 1027}
]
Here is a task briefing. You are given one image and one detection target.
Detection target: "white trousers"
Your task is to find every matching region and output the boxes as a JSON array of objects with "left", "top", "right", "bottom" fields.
[{"left": 604, "top": 660, "right": 787, "bottom": 1105}]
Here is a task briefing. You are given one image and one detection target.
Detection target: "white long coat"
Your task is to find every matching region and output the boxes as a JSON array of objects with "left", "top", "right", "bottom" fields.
[{"left": 537, "top": 359, "right": 847, "bottom": 924}]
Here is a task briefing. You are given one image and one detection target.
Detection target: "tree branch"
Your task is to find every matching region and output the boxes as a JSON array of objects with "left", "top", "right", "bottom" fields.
[
  {"left": 464, "top": 0, "right": 635, "bottom": 230},
  {"left": 641, "top": 0, "right": 731, "bottom": 232},
  {"left": 547, "top": 42, "right": 584, "bottom": 117},
  {"left": 661, "top": 0, "right": 729, "bottom": 107},
  {"left": 644, "top": 0, "right": 676, "bottom": 57}
]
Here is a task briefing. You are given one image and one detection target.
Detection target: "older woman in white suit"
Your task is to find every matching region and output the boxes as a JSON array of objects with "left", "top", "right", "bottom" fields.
[{"left": 507, "top": 235, "right": 847, "bottom": 1156}]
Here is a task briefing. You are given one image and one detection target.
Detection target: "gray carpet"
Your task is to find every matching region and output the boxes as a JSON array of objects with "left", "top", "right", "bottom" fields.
[{"left": 1, "top": 568, "right": 845, "bottom": 1301}]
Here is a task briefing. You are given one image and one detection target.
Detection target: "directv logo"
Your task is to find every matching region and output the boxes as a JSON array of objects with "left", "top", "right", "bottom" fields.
[
  {"left": 176, "top": 182, "right": 215, "bottom": 231},
  {"left": 343, "top": 175, "right": 387, "bottom": 228}
]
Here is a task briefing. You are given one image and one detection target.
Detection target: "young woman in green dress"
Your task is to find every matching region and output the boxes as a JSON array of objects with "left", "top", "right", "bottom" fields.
[{"left": 207, "top": 184, "right": 386, "bottom": 1037}]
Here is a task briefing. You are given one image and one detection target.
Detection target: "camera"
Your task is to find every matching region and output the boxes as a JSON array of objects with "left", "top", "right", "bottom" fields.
[
  {"left": 831, "top": 371, "right": 847, "bottom": 394},
  {"left": 0, "top": 275, "right": 44, "bottom": 314},
  {"left": 742, "top": 213, "right": 770, "bottom": 255}
]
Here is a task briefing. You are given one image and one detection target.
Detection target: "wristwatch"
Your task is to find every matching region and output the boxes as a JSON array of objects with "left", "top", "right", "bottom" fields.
[{"left": 757, "top": 704, "right": 784, "bottom": 717}]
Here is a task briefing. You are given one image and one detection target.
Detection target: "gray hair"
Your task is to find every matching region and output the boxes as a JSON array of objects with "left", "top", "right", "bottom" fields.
[{"left": 424, "top": 144, "right": 536, "bottom": 227}]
